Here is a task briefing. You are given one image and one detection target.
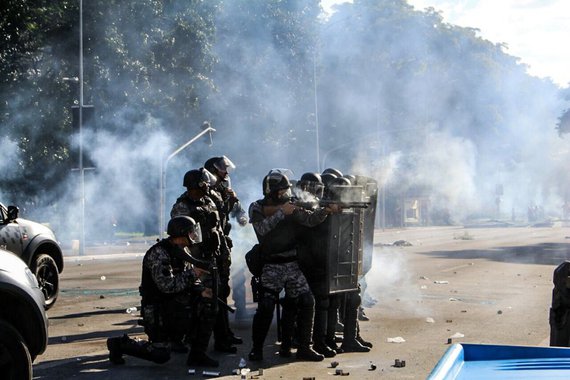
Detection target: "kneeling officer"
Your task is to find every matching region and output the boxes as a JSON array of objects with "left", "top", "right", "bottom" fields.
[{"left": 107, "top": 216, "right": 216, "bottom": 366}]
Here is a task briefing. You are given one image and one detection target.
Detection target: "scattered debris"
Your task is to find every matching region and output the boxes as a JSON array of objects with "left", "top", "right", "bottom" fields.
[
  {"left": 434, "top": 280, "right": 449, "bottom": 284},
  {"left": 202, "top": 370, "right": 220, "bottom": 377},
  {"left": 453, "top": 232, "right": 474, "bottom": 240},
  {"left": 393, "top": 240, "right": 412, "bottom": 246},
  {"left": 99, "top": 295, "right": 105, "bottom": 299},
  {"left": 446, "top": 319, "right": 453, "bottom": 323},
  {"left": 426, "top": 317, "right": 435, "bottom": 323},
  {"left": 258, "top": 368, "right": 264, "bottom": 376},
  {"left": 188, "top": 369, "right": 196, "bottom": 374},
  {"left": 303, "top": 377, "right": 316, "bottom": 380},
  {"left": 420, "top": 285, "right": 427, "bottom": 289},
  {"left": 387, "top": 336, "right": 406, "bottom": 343},
  {"left": 447, "top": 338, "right": 453, "bottom": 344},
  {"left": 334, "top": 369, "right": 350, "bottom": 376},
  {"left": 461, "top": 310, "right": 467, "bottom": 313},
  {"left": 330, "top": 361, "right": 339, "bottom": 368},
  {"left": 449, "top": 297, "right": 460, "bottom": 302},
  {"left": 369, "top": 362, "right": 377, "bottom": 371},
  {"left": 61, "top": 336, "right": 67, "bottom": 342},
  {"left": 239, "top": 357, "right": 247, "bottom": 368},
  {"left": 420, "top": 276, "right": 430, "bottom": 280},
  {"left": 497, "top": 310, "right": 503, "bottom": 314},
  {"left": 100, "top": 276, "right": 106, "bottom": 281},
  {"left": 450, "top": 332, "right": 465, "bottom": 339},
  {"left": 77, "top": 323, "right": 84, "bottom": 327},
  {"left": 394, "top": 359, "right": 406, "bottom": 368}
]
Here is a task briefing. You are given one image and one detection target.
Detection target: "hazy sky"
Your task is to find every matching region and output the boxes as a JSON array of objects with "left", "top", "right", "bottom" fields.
[{"left": 322, "top": 0, "right": 570, "bottom": 88}]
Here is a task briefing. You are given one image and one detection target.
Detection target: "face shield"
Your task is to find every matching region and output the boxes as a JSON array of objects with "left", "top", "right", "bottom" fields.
[
  {"left": 200, "top": 168, "right": 218, "bottom": 189},
  {"left": 188, "top": 222, "right": 202, "bottom": 244},
  {"left": 220, "top": 176, "right": 232, "bottom": 190},
  {"left": 268, "top": 168, "right": 295, "bottom": 179},
  {"left": 214, "top": 156, "right": 236, "bottom": 178}
]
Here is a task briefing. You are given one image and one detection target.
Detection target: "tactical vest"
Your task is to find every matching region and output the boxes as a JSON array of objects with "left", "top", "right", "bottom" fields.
[
  {"left": 258, "top": 213, "right": 303, "bottom": 264},
  {"left": 140, "top": 239, "right": 184, "bottom": 305}
]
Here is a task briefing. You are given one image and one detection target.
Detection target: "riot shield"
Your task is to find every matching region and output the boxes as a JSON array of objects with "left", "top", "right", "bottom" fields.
[
  {"left": 313, "top": 184, "right": 369, "bottom": 294},
  {"left": 353, "top": 176, "right": 378, "bottom": 278}
]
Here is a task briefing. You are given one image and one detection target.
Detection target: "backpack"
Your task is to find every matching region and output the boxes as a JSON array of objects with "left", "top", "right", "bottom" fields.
[{"left": 245, "top": 243, "right": 263, "bottom": 277}]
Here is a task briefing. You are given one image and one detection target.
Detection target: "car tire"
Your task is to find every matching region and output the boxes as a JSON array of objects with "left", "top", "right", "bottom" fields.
[
  {"left": 0, "top": 319, "right": 32, "bottom": 380},
  {"left": 31, "top": 254, "right": 59, "bottom": 310}
]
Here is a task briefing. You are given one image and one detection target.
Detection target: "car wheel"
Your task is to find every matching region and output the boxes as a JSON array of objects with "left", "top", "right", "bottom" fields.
[
  {"left": 31, "top": 254, "right": 59, "bottom": 310},
  {"left": 0, "top": 319, "right": 32, "bottom": 380}
]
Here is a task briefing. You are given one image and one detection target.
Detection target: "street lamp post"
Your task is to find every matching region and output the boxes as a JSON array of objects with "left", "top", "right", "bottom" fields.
[{"left": 158, "top": 126, "right": 216, "bottom": 239}]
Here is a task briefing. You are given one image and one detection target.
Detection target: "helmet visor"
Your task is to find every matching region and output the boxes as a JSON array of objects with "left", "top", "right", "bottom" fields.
[
  {"left": 200, "top": 168, "right": 218, "bottom": 188},
  {"left": 188, "top": 222, "right": 202, "bottom": 244},
  {"left": 214, "top": 156, "right": 236, "bottom": 174}
]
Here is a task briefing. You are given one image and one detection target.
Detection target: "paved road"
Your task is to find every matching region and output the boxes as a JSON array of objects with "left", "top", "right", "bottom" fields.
[{"left": 32, "top": 226, "right": 570, "bottom": 379}]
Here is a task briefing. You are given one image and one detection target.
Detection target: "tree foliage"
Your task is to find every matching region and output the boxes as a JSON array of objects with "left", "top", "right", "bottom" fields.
[{"left": 0, "top": 0, "right": 568, "bottom": 231}]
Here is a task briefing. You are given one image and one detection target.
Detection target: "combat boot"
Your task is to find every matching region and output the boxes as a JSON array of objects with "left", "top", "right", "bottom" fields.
[
  {"left": 248, "top": 348, "right": 263, "bottom": 361},
  {"left": 340, "top": 339, "right": 370, "bottom": 353},
  {"left": 356, "top": 334, "right": 373, "bottom": 348},
  {"left": 357, "top": 306, "right": 370, "bottom": 321},
  {"left": 313, "top": 343, "right": 336, "bottom": 358},
  {"left": 107, "top": 334, "right": 171, "bottom": 364},
  {"left": 107, "top": 336, "right": 126, "bottom": 364},
  {"left": 296, "top": 346, "right": 325, "bottom": 361}
]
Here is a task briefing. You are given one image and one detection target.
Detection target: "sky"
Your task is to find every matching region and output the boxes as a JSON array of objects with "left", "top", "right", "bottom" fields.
[{"left": 322, "top": 0, "right": 570, "bottom": 88}]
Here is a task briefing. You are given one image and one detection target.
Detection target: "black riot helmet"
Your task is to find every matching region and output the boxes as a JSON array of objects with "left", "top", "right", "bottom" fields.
[
  {"left": 328, "top": 176, "right": 352, "bottom": 201},
  {"left": 297, "top": 172, "right": 324, "bottom": 198},
  {"left": 204, "top": 156, "right": 236, "bottom": 180},
  {"left": 262, "top": 171, "right": 292, "bottom": 198},
  {"left": 322, "top": 168, "right": 343, "bottom": 178},
  {"left": 343, "top": 174, "right": 356, "bottom": 184},
  {"left": 321, "top": 172, "right": 338, "bottom": 187},
  {"left": 183, "top": 168, "right": 217, "bottom": 190},
  {"left": 167, "top": 216, "right": 203, "bottom": 244}
]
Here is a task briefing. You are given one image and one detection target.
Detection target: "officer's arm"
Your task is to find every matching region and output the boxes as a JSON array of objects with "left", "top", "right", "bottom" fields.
[
  {"left": 292, "top": 206, "right": 330, "bottom": 227},
  {"left": 249, "top": 201, "right": 285, "bottom": 236},
  {"left": 146, "top": 248, "right": 195, "bottom": 294}
]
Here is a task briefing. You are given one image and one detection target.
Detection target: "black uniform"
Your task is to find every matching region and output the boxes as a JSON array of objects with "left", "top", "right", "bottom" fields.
[
  {"left": 106, "top": 238, "right": 203, "bottom": 365},
  {"left": 170, "top": 192, "right": 224, "bottom": 356},
  {"left": 248, "top": 199, "right": 329, "bottom": 362}
]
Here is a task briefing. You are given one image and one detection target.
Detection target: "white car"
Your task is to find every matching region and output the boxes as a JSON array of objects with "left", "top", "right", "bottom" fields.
[
  {"left": 0, "top": 203, "right": 63, "bottom": 309},
  {"left": 0, "top": 248, "right": 49, "bottom": 379}
]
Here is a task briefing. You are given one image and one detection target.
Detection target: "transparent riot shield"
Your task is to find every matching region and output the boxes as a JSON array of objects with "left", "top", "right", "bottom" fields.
[{"left": 353, "top": 176, "right": 378, "bottom": 278}]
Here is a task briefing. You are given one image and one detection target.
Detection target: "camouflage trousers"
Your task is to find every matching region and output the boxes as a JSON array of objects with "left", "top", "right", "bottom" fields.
[{"left": 260, "top": 261, "right": 311, "bottom": 299}]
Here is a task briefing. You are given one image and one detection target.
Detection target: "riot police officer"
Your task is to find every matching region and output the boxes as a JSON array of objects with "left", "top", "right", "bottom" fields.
[
  {"left": 294, "top": 172, "right": 339, "bottom": 358},
  {"left": 106, "top": 216, "right": 214, "bottom": 366},
  {"left": 204, "top": 156, "right": 246, "bottom": 348},
  {"left": 248, "top": 171, "right": 336, "bottom": 362},
  {"left": 323, "top": 175, "right": 371, "bottom": 353},
  {"left": 171, "top": 168, "right": 234, "bottom": 358}
]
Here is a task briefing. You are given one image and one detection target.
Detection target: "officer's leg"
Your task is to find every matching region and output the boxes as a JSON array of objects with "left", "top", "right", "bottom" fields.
[
  {"left": 187, "top": 297, "right": 219, "bottom": 367},
  {"left": 213, "top": 276, "right": 238, "bottom": 353},
  {"left": 249, "top": 289, "right": 277, "bottom": 361},
  {"left": 107, "top": 334, "right": 171, "bottom": 364},
  {"left": 326, "top": 294, "right": 342, "bottom": 352},
  {"left": 294, "top": 291, "right": 325, "bottom": 361},
  {"left": 340, "top": 291, "right": 370, "bottom": 352},
  {"left": 279, "top": 296, "right": 298, "bottom": 357},
  {"left": 312, "top": 294, "right": 336, "bottom": 357}
]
